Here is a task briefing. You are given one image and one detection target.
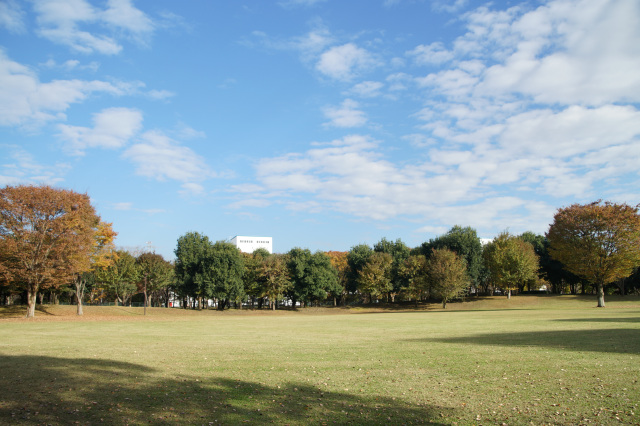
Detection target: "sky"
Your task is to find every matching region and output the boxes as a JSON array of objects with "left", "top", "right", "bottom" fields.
[{"left": 1, "top": 0, "right": 639, "bottom": 259}]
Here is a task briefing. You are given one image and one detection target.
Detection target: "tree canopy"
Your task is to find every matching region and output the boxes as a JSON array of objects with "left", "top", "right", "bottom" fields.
[
  {"left": 483, "top": 231, "right": 539, "bottom": 298},
  {"left": 0, "top": 185, "right": 101, "bottom": 317},
  {"left": 547, "top": 201, "right": 640, "bottom": 307}
]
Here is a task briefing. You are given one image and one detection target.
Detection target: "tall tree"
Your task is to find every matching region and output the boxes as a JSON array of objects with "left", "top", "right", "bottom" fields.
[
  {"left": 136, "top": 252, "right": 173, "bottom": 314},
  {"left": 174, "top": 232, "right": 211, "bottom": 308},
  {"left": 287, "top": 248, "right": 339, "bottom": 307},
  {"left": 205, "top": 241, "right": 245, "bottom": 310},
  {"left": 325, "top": 251, "right": 349, "bottom": 305},
  {"left": 0, "top": 185, "right": 100, "bottom": 318},
  {"left": 346, "top": 244, "right": 373, "bottom": 293},
  {"left": 483, "top": 232, "right": 539, "bottom": 298},
  {"left": 427, "top": 248, "right": 468, "bottom": 309},
  {"left": 73, "top": 221, "right": 117, "bottom": 315},
  {"left": 547, "top": 201, "right": 640, "bottom": 307},
  {"left": 357, "top": 252, "right": 393, "bottom": 303},
  {"left": 243, "top": 248, "right": 271, "bottom": 308},
  {"left": 98, "top": 250, "right": 139, "bottom": 306},
  {"left": 259, "top": 254, "right": 291, "bottom": 310},
  {"left": 374, "top": 238, "right": 411, "bottom": 301},
  {"left": 421, "top": 226, "right": 484, "bottom": 291},
  {"left": 399, "top": 254, "right": 429, "bottom": 306}
]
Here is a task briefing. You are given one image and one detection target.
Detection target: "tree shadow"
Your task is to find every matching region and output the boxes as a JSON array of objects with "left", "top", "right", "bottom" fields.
[
  {"left": 554, "top": 317, "right": 640, "bottom": 323},
  {"left": 0, "top": 354, "right": 453, "bottom": 425},
  {"left": 408, "top": 328, "right": 640, "bottom": 355}
]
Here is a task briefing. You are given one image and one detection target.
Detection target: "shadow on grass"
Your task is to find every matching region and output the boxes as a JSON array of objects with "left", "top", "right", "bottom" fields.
[
  {"left": 409, "top": 328, "right": 640, "bottom": 355},
  {"left": 0, "top": 305, "right": 58, "bottom": 318},
  {"left": 554, "top": 317, "right": 640, "bottom": 323},
  {"left": 0, "top": 354, "right": 452, "bottom": 425}
]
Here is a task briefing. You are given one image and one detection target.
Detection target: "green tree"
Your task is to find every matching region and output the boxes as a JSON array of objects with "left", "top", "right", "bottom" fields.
[
  {"left": 72, "top": 221, "right": 117, "bottom": 316},
  {"left": 136, "top": 252, "right": 173, "bottom": 314},
  {"left": 483, "top": 232, "right": 539, "bottom": 298},
  {"left": 325, "top": 251, "right": 349, "bottom": 305},
  {"left": 374, "top": 238, "right": 410, "bottom": 301},
  {"left": 427, "top": 248, "right": 468, "bottom": 309},
  {"left": 287, "top": 248, "right": 339, "bottom": 307},
  {"left": 399, "top": 254, "right": 429, "bottom": 306},
  {"left": 206, "top": 241, "right": 245, "bottom": 310},
  {"left": 98, "top": 250, "right": 139, "bottom": 306},
  {"left": 547, "top": 201, "right": 640, "bottom": 307},
  {"left": 420, "top": 226, "right": 484, "bottom": 292},
  {"left": 174, "top": 232, "right": 211, "bottom": 308},
  {"left": 259, "top": 253, "right": 291, "bottom": 310},
  {"left": 243, "top": 248, "right": 271, "bottom": 308},
  {"left": 0, "top": 185, "right": 101, "bottom": 318},
  {"left": 357, "top": 252, "right": 393, "bottom": 303},
  {"left": 346, "top": 244, "right": 373, "bottom": 294}
]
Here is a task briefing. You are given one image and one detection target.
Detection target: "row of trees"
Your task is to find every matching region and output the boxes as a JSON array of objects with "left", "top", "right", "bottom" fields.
[{"left": 2, "top": 184, "right": 640, "bottom": 316}]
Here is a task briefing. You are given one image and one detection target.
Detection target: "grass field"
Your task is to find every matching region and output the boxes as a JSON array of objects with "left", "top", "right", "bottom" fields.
[{"left": 1, "top": 295, "right": 639, "bottom": 425}]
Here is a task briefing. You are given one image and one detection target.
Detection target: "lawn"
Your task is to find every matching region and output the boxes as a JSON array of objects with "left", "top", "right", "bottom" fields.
[{"left": 1, "top": 295, "right": 639, "bottom": 425}]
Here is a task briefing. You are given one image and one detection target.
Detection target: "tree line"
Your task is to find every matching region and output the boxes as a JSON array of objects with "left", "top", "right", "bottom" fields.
[{"left": 2, "top": 185, "right": 640, "bottom": 317}]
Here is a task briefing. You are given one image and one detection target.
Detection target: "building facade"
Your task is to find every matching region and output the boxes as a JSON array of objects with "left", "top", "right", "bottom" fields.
[{"left": 230, "top": 236, "right": 273, "bottom": 254}]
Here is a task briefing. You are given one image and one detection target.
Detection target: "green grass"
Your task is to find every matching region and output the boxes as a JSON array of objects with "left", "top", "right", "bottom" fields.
[{"left": 1, "top": 295, "right": 640, "bottom": 424}]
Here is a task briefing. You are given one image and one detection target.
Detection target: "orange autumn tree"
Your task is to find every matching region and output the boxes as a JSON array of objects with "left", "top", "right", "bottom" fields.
[
  {"left": 71, "top": 221, "right": 117, "bottom": 315},
  {"left": 325, "top": 251, "right": 349, "bottom": 305},
  {"left": 547, "top": 201, "right": 640, "bottom": 308},
  {"left": 0, "top": 185, "right": 100, "bottom": 318}
]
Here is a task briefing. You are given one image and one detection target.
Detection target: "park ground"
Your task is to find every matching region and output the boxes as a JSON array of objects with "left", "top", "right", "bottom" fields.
[{"left": 1, "top": 295, "right": 639, "bottom": 424}]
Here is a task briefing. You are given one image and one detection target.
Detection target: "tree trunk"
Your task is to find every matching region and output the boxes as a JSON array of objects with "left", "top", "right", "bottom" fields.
[
  {"left": 75, "top": 276, "right": 85, "bottom": 316},
  {"left": 442, "top": 299, "right": 447, "bottom": 309},
  {"left": 26, "top": 283, "right": 38, "bottom": 318},
  {"left": 597, "top": 283, "right": 606, "bottom": 307},
  {"left": 507, "top": 289, "right": 511, "bottom": 299}
]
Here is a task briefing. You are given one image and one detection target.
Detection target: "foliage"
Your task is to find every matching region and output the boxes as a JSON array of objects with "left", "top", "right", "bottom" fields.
[
  {"left": 483, "top": 231, "right": 539, "bottom": 297},
  {"left": 73, "top": 221, "right": 117, "bottom": 315},
  {"left": 206, "top": 241, "right": 245, "bottom": 310},
  {"left": 0, "top": 184, "right": 100, "bottom": 317},
  {"left": 346, "top": 244, "right": 373, "bottom": 293},
  {"left": 325, "top": 251, "right": 349, "bottom": 304},
  {"left": 174, "top": 232, "right": 212, "bottom": 302},
  {"left": 98, "top": 250, "right": 139, "bottom": 306},
  {"left": 259, "top": 253, "right": 291, "bottom": 309},
  {"left": 547, "top": 200, "right": 640, "bottom": 307},
  {"left": 427, "top": 248, "right": 468, "bottom": 308},
  {"left": 287, "top": 248, "right": 339, "bottom": 306},
  {"left": 357, "top": 251, "right": 393, "bottom": 302},
  {"left": 421, "top": 226, "right": 484, "bottom": 289},
  {"left": 136, "top": 252, "right": 173, "bottom": 312},
  {"left": 243, "top": 249, "right": 271, "bottom": 306},
  {"left": 399, "top": 254, "right": 429, "bottom": 305},
  {"left": 373, "top": 237, "right": 411, "bottom": 297}
]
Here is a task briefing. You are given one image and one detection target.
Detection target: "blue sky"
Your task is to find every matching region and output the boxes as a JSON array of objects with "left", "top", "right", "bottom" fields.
[{"left": 1, "top": 0, "right": 639, "bottom": 259}]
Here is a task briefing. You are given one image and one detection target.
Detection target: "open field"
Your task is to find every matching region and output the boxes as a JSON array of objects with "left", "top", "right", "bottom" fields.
[{"left": 1, "top": 296, "right": 640, "bottom": 425}]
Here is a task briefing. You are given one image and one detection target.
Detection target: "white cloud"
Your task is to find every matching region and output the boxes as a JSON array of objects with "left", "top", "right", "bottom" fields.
[
  {"left": 323, "top": 99, "right": 367, "bottom": 128},
  {"left": 0, "top": 50, "right": 135, "bottom": 127},
  {"left": 33, "top": 0, "right": 155, "bottom": 54},
  {"left": 113, "top": 202, "right": 133, "bottom": 210},
  {"left": 123, "top": 130, "right": 213, "bottom": 192},
  {"left": 348, "top": 81, "right": 384, "bottom": 98},
  {"left": 316, "top": 43, "right": 379, "bottom": 81},
  {"left": 0, "top": 145, "right": 70, "bottom": 185},
  {"left": 57, "top": 107, "right": 143, "bottom": 155},
  {"left": 0, "top": 0, "right": 25, "bottom": 33},
  {"left": 408, "top": 42, "right": 454, "bottom": 65}
]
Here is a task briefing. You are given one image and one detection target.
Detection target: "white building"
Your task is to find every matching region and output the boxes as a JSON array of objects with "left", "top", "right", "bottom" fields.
[{"left": 230, "top": 236, "right": 273, "bottom": 254}]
